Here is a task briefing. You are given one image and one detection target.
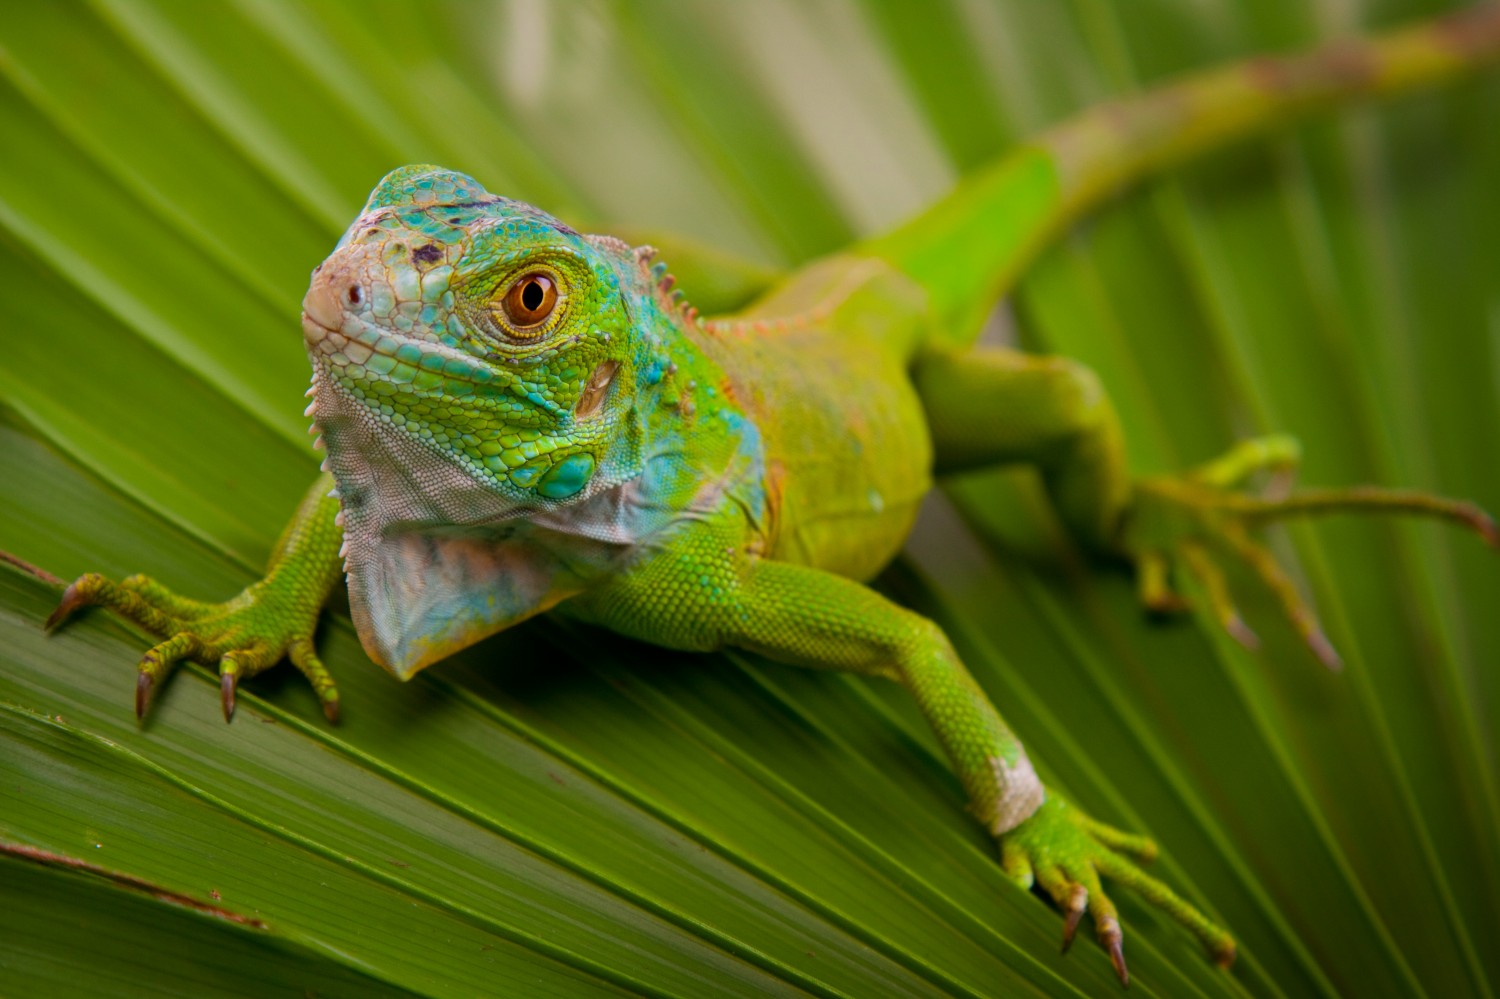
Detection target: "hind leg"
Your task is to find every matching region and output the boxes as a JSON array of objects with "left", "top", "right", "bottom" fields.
[
  {"left": 913, "top": 346, "right": 1132, "bottom": 549},
  {"left": 912, "top": 345, "right": 1496, "bottom": 664}
]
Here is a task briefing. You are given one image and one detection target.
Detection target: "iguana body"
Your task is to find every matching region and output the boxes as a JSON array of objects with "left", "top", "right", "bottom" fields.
[{"left": 48, "top": 8, "right": 1500, "bottom": 985}]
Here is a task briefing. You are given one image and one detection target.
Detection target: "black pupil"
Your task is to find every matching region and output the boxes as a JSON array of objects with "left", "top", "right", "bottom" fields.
[{"left": 521, "top": 279, "right": 544, "bottom": 312}]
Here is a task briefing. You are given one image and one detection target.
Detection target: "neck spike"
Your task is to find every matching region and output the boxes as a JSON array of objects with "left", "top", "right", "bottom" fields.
[{"left": 632, "top": 245, "right": 703, "bottom": 332}]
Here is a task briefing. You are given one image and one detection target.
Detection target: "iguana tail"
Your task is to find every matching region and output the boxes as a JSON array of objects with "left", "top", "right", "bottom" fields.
[{"left": 866, "top": 4, "right": 1500, "bottom": 341}]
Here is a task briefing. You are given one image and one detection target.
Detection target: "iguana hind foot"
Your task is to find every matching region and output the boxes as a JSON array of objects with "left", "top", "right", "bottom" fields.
[{"left": 1124, "top": 437, "right": 1497, "bottom": 667}]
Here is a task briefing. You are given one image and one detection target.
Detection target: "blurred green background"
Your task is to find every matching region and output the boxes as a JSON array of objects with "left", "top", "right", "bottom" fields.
[{"left": 1, "top": 1, "right": 1498, "bottom": 996}]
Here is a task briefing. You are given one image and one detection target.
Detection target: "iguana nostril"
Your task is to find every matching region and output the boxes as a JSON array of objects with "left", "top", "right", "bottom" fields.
[{"left": 347, "top": 286, "right": 363, "bottom": 306}]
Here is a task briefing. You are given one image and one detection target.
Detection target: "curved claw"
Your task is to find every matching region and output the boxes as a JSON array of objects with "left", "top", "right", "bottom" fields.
[
  {"left": 1099, "top": 916, "right": 1128, "bottom": 987},
  {"left": 1306, "top": 628, "right": 1343, "bottom": 671},
  {"left": 1179, "top": 543, "right": 1260, "bottom": 651},
  {"left": 1224, "top": 613, "right": 1260, "bottom": 651},
  {"left": 45, "top": 577, "right": 94, "bottom": 632},
  {"left": 1480, "top": 513, "right": 1499, "bottom": 550},
  {"left": 220, "top": 667, "right": 239, "bottom": 722},
  {"left": 135, "top": 672, "right": 154, "bottom": 719},
  {"left": 1220, "top": 528, "right": 1343, "bottom": 669},
  {"left": 1060, "top": 883, "right": 1087, "bottom": 954}
]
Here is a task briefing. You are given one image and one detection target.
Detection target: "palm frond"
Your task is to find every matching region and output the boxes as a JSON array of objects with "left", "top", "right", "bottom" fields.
[{"left": 2, "top": 2, "right": 1496, "bottom": 995}]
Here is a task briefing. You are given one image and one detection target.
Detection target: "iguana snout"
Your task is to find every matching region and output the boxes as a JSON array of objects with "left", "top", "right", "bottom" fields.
[{"left": 300, "top": 249, "right": 364, "bottom": 346}]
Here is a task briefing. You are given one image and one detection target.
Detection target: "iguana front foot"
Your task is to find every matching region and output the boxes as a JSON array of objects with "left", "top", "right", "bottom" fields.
[
  {"left": 1000, "top": 797, "right": 1235, "bottom": 986},
  {"left": 47, "top": 569, "right": 339, "bottom": 723},
  {"left": 1122, "top": 435, "right": 1497, "bottom": 667}
]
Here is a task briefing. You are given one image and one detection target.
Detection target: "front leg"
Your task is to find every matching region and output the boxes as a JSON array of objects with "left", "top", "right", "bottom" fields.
[
  {"left": 47, "top": 473, "right": 346, "bottom": 721},
  {"left": 576, "top": 540, "right": 1234, "bottom": 984}
]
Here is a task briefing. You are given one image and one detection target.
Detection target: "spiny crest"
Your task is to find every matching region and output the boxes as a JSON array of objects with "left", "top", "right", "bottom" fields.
[
  {"left": 632, "top": 245, "right": 702, "bottom": 330},
  {"left": 362, "top": 164, "right": 493, "bottom": 213}
]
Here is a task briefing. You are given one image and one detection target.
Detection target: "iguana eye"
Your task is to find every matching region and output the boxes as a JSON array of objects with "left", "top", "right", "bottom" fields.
[{"left": 497, "top": 272, "right": 558, "bottom": 333}]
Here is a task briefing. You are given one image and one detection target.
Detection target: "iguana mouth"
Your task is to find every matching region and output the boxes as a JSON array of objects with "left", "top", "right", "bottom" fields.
[{"left": 300, "top": 313, "right": 338, "bottom": 345}]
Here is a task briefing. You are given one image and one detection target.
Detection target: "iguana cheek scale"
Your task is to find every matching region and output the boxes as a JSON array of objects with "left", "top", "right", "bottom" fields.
[{"left": 47, "top": 7, "right": 1500, "bottom": 987}]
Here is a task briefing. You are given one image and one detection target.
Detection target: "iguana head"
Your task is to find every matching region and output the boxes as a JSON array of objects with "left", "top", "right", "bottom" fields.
[
  {"left": 302, "top": 164, "right": 653, "bottom": 506},
  {"left": 301, "top": 164, "right": 709, "bottom": 676}
]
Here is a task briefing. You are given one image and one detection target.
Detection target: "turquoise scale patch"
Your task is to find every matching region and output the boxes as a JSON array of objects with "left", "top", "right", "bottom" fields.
[{"left": 536, "top": 453, "right": 596, "bottom": 499}]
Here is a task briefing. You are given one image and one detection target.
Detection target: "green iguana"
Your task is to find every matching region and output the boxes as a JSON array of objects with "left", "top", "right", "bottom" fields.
[{"left": 45, "top": 7, "right": 1500, "bottom": 985}]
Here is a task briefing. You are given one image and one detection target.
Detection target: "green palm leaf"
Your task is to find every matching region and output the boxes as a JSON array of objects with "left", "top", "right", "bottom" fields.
[{"left": 2, "top": 2, "right": 1496, "bottom": 995}]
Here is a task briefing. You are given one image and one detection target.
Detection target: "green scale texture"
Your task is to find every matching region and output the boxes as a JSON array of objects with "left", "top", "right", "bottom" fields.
[{"left": 47, "top": 10, "right": 1500, "bottom": 987}]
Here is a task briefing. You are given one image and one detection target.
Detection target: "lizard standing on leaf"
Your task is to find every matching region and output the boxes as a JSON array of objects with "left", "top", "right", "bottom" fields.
[{"left": 46, "top": 7, "right": 1500, "bottom": 985}]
